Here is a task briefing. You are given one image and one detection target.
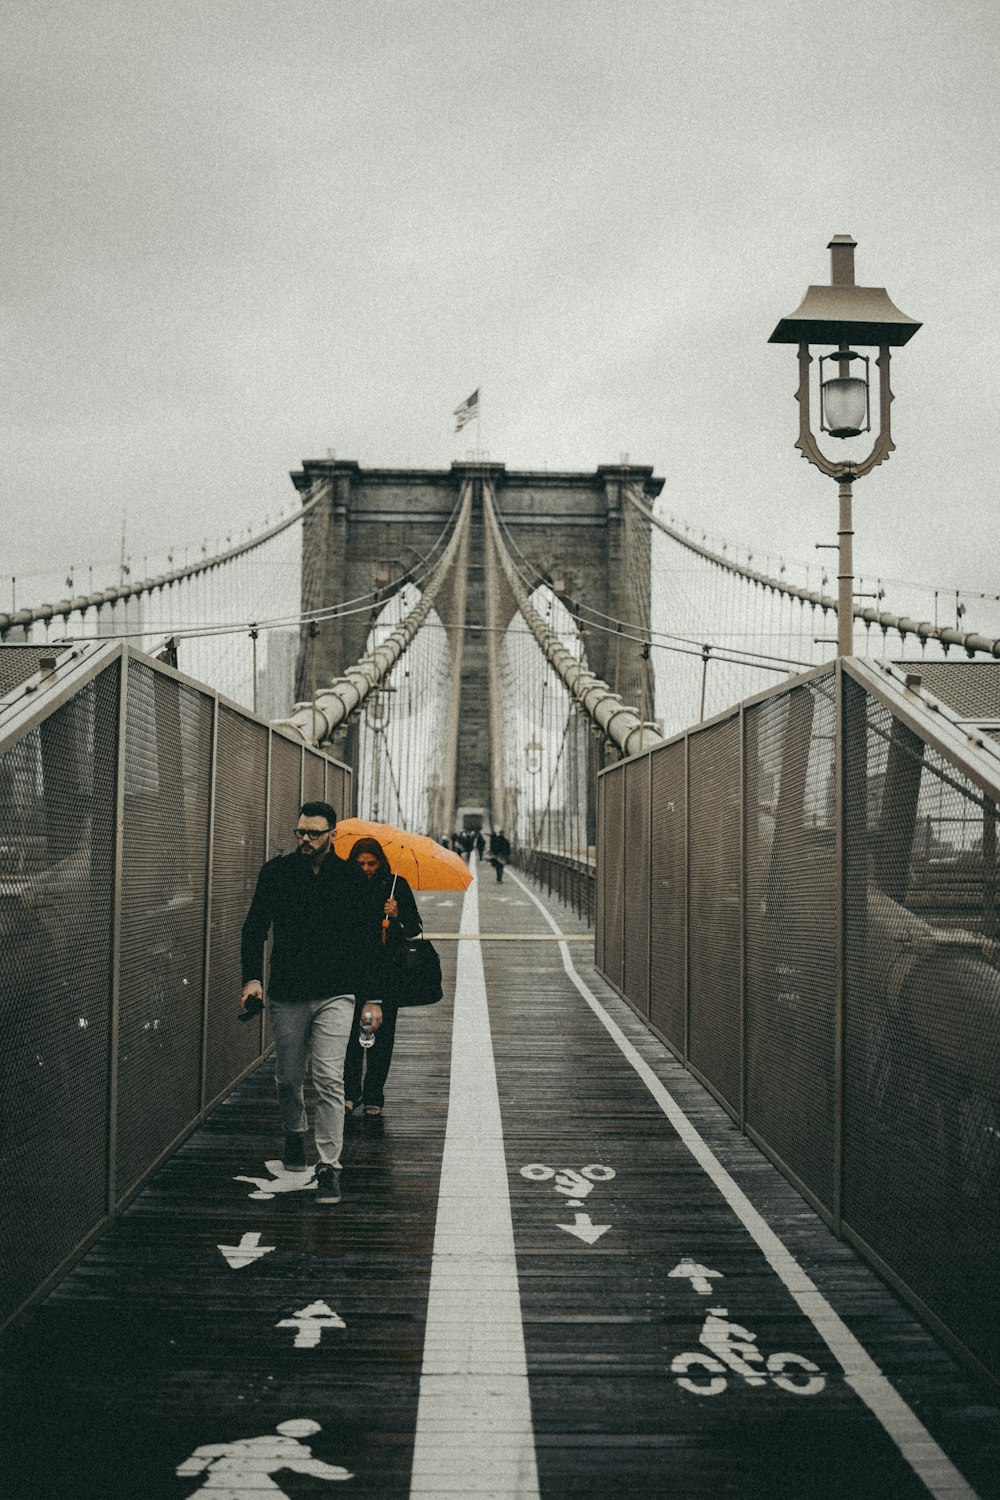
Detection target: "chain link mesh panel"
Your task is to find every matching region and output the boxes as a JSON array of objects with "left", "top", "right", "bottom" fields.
[
  {"left": 326, "top": 760, "right": 351, "bottom": 822},
  {"left": 116, "top": 664, "right": 212, "bottom": 1199},
  {"left": 595, "top": 774, "right": 607, "bottom": 973},
  {"left": 204, "top": 706, "right": 268, "bottom": 1106},
  {"left": 0, "top": 663, "right": 119, "bottom": 1325},
  {"left": 0, "top": 646, "right": 57, "bottom": 698},
  {"left": 623, "top": 757, "right": 650, "bottom": 1015},
  {"left": 601, "top": 767, "right": 625, "bottom": 988},
  {"left": 649, "top": 741, "right": 686, "bottom": 1052},
  {"left": 842, "top": 675, "right": 1000, "bottom": 1381},
  {"left": 268, "top": 735, "right": 301, "bottom": 860},
  {"left": 745, "top": 677, "right": 837, "bottom": 1210},
  {"left": 688, "top": 714, "right": 742, "bottom": 1113},
  {"left": 303, "top": 747, "right": 325, "bottom": 805},
  {"left": 898, "top": 659, "right": 1000, "bottom": 730}
]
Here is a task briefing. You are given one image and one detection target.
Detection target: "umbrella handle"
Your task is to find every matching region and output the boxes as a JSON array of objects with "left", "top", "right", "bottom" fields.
[
  {"left": 381, "top": 916, "right": 390, "bottom": 945},
  {"left": 389, "top": 869, "right": 399, "bottom": 899}
]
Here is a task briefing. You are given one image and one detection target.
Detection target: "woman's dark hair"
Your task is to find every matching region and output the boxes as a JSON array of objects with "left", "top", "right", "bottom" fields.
[{"left": 348, "top": 837, "right": 390, "bottom": 878}]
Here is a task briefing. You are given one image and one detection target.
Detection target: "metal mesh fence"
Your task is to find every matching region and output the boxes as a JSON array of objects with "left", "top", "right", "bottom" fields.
[
  {"left": 0, "top": 664, "right": 119, "bottom": 1326},
  {"left": 0, "top": 646, "right": 58, "bottom": 698},
  {"left": 602, "top": 769, "right": 625, "bottom": 989},
  {"left": 745, "top": 677, "right": 837, "bottom": 1210},
  {"left": 649, "top": 740, "right": 686, "bottom": 1052},
  {"left": 595, "top": 775, "right": 607, "bottom": 973},
  {"left": 687, "top": 714, "right": 742, "bottom": 1114},
  {"left": 597, "top": 661, "right": 1000, "bottom": 1385},
  {"left": 116, "top": 665, "right": 212, "bottom": 1197},
  {"left": 205, "top": 706, "right": 269, "bottom": 1107},
  {"left": 0, "top": 646, "right": 351, "bottom": 1330},
  {"left": 842, "top": 675, "right": 1000, "bottom": 1381},
  {"left": 303, "top": 747, "right": 325, "bottom": 806},
  {"left": 623, "top": 758, "right": 650, "bottom": 1016}
]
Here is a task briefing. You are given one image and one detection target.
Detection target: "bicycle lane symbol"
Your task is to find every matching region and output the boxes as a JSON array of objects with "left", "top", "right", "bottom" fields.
[
  {"left": 671, "top": 1305, "right": 825, "bottom": 1397},
  {"left": 520, "top": 1163, "right": 617, "bottom": 1243}
]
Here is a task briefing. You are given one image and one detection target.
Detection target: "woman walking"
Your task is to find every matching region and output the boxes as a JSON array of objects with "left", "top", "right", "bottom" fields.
[{"left": 343, "top": 836, "right": 423, "bottom": 1119}]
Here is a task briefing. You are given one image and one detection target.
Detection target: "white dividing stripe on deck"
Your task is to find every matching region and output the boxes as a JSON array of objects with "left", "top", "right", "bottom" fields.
[
  {"left": 410, "top": 870, "right": 539, "bottom": 1499},
  {"left": 508, "top": 868, "right": 981, "bottom": 1500}
]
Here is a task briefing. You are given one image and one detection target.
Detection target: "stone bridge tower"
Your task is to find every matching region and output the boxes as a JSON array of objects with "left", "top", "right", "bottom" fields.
[{"left": 290, "top": 458, "right": 663, "bottom": 828}]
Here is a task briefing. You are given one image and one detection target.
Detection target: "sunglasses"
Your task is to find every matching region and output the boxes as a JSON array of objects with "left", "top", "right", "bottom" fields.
[{"left": 293, "top": 827, "right": 332, "bottom": 841}]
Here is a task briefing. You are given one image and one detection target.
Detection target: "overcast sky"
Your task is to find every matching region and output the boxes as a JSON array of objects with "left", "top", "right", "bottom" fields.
[{"left": 3, "top": 0, "right": 998, "bottom": 617}]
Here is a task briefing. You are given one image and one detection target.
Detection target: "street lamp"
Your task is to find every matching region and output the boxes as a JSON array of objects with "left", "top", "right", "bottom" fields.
[
  {"left": 525, "top": 740, "right": 542, "bottom": 843},
  {"left": 769, "top": 235, "right": 921, "bottom": 657}
]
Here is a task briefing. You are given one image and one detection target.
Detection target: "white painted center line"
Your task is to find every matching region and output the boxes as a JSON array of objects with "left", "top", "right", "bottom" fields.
[
  {"left": 507, "top": 867, "right": 981, "bottom": 1500},
  {"left": 409, "top": 870, "right": 539, "bottom": 1500}
]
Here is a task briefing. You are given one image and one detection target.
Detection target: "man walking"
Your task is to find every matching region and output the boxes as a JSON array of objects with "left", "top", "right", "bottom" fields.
[
  {"left": 240, "top": 801, "right": 384, "bottom": 1206},
  {"left": 489, "top": 828, "right": 511, "bottom": 882}
]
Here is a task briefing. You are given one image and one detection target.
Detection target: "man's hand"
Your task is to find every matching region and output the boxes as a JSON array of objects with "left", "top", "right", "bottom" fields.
[
  {"left": 240, "top": 980, "right": 263, "bottom": 1014},
  {"left": 361, "top": 1001, "right": 384, "bottom": 1033}
]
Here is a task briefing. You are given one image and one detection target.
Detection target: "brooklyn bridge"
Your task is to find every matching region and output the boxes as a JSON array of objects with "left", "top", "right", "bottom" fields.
[{"left": 1, "top": 439, "right": 999, "bottom": 1497}]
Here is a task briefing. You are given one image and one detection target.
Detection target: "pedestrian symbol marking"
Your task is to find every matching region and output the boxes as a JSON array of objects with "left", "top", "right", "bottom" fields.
[
  {"left": 217, "top": 1231, "right": 275, "bottom": 1270},
  {"left": 557, "top": 1212, "right": 611, "bottom": 1244},
  {"left": 234, "top": 1160, "right": 318, "bottom": 1200},
  {"left": 668, "top": 1259, "right": 723, "bottom": 1294},
  {"left": 276, "top": 1301, "right": 347, "bottom": 1349},
  {"left": 176, "top": 1417, "right": 351, "bottom": 1493}
]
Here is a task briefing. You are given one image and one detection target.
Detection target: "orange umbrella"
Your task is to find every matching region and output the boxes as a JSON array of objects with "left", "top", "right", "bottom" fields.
[{"left": 333, "top": 818, "right": 473, "bottom": 891}]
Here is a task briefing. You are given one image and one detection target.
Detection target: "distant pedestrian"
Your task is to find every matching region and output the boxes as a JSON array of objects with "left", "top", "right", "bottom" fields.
[
  {"left": 240, "top": 802, "right": 386, "bottom": 1206},
  {"left": 343, "top": 836, "right": 423, "bottom": 1119},
  {"left": 475, "top": 831, "right": 486, "bottom": 861},
  {"left": 489, "top": 829, "right": 511, "bottom": 882}
]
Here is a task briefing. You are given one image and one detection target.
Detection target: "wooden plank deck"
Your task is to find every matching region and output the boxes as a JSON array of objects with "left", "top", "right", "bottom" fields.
[{"left": 2, "top": 859, "right": 1000, "bottom": 1499}]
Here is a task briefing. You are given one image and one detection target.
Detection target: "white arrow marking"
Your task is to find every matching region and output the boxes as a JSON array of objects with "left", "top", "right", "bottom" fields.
[
  {"left": 557, "top": 1212, "right": 611, "bottom": 1245},
  {"left": 276, "top": 1300, "right": 347, "bottom": 1349},
  {"left": 668, "top": 1259, "right": 723, "bottom": 1294},
  {"left": 217, "top": 1231, "right": 276, "bottom": 1270}
]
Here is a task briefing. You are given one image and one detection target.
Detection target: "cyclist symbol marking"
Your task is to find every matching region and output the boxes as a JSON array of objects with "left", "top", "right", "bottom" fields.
[{"left": 670, "top": 1306, "right": 825, "bottom": 1397}]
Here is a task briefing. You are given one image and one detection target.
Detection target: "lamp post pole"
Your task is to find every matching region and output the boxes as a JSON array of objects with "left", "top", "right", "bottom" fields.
[{"left": 837, "top": 480, "right": 854, "bottom": 659}]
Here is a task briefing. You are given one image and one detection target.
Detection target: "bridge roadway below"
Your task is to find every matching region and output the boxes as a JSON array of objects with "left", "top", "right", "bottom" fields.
[{"left": 3, "top": 864, "right": 1000, "bottom": 1500}]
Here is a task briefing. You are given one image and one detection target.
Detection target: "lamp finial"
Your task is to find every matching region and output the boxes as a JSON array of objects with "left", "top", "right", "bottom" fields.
[{"left": 828, "top": 234, "right": 857, "bottom": 287}]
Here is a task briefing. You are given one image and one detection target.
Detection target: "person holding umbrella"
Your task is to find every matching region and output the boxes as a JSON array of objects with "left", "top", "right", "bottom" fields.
[{"left": 343, "top": 836, "right": 423, "bottom": 1120}]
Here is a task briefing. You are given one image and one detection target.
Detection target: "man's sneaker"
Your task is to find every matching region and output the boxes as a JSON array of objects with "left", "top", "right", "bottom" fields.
[
  {"left": 282, "top": 1131, "right": 308, "bottom": 1172},
  {"left": 314, "top": 1164, "right": 342, "bottom": 1204}
]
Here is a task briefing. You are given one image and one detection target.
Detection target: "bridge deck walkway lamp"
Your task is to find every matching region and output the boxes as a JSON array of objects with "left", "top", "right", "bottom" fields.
[{"left": 768, "top": 235, "right": 921, "bottom": 657}]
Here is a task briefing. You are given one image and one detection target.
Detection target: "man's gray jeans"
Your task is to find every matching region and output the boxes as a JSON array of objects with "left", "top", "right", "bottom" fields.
[{"left": 269, "top": 994, "right": 355, "bottom": 1169}]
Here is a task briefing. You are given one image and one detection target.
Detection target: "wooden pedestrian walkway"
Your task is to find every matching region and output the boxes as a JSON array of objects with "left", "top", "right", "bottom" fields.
[{"left": 2, "top": 862, "right": 1000, "bottom": 1500}]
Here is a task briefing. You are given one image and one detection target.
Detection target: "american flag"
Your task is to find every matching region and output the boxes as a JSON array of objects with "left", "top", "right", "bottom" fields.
[{"left": 453, "top": 389, "right": 479, "bottom": 431}]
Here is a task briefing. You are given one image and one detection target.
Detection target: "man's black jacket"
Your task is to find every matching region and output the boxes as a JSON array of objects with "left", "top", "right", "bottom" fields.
[{"left": 240, "top": 849, "right": 384, "bottom": 1004}]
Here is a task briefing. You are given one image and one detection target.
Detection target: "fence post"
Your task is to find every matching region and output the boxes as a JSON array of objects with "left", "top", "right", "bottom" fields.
[
  {"left": 683, "top": 731, "right": 691, "bottom": 1065},
  {"left": 833, "top": 659, "right": 846, "bottom": 1233},
  {"left": 199, "top": 697, "right": 220, "bottom": 1112},
  {"left": 738, "top": 703, "right": 747, "bottom": 1130},
  {"left": 106, "top": 647, "right": 129, "bottom": 1215}
]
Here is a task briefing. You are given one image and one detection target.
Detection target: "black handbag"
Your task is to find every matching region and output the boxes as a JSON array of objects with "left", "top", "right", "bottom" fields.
[{"left": 390, "top": 935, "right": 443, "bottom": 1007}]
